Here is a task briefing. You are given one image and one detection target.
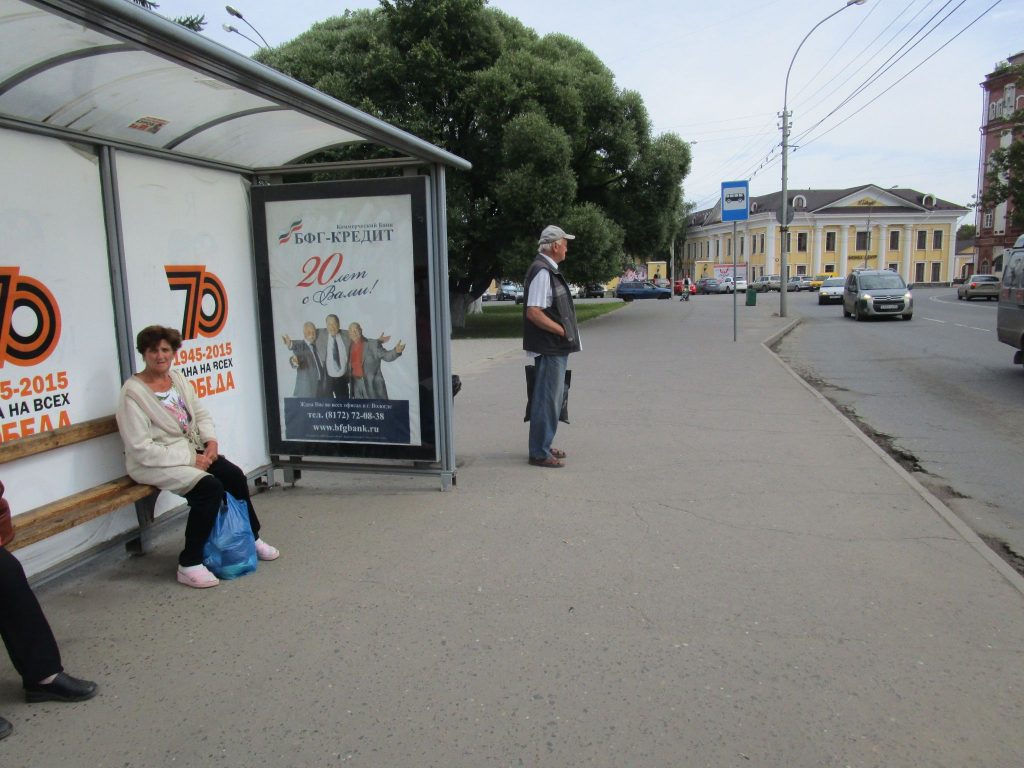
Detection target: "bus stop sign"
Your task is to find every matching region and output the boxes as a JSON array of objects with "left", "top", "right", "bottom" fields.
[{"left": 721, "top": 180, "right": 749, "bottom": 222}]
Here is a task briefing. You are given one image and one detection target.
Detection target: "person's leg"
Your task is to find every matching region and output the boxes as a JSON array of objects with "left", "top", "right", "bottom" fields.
[
  {"left": 180, "top": 475, "right": 225, "bottom": 567},
  {"left": 528, "top": 354, "right": 568, "bottom": 460},
  {"left": 0, "top": 547, "right": 62, "bottom": 685},
  {"left": 206, "top": 456, "right": 260, "bottom": 539},
  {"left": 206, "top": 456, "right": 278, "bottom": 560}
]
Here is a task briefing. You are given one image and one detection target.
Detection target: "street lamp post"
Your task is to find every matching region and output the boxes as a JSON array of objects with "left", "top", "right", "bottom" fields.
[
  {"left": 225, "top": 5, "right": 270, "bottom": 49},
  {"left": 779, "top": 0, "right": 867, "bottom": 318}
]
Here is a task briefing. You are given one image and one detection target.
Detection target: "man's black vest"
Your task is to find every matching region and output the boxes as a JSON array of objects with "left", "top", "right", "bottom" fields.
[{"left": 522, "top": 254, "right": 581, "bottom": 355}]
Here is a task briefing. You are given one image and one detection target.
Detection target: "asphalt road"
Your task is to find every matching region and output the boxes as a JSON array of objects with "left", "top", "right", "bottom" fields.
[{"left": 774, "top": 286, "right": 1024, "bottom": 561}]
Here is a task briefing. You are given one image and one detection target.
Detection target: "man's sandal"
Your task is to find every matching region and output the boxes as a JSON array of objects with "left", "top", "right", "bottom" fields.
[
  {"left": 550, "top": 448, "right": 567, "bottom": 459},
  {"left": 528, "top": 456, "right": 564, "bottom": 468}
]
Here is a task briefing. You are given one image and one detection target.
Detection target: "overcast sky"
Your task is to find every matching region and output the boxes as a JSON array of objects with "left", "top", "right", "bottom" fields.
[{"left": 177, "top": 0, "right": 1021, "bottom": 220}]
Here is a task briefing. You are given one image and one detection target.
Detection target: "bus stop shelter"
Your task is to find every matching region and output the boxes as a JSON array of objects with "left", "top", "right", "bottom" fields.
[{"left": 0, "top": 0, "right": 471, "bottom": 578}]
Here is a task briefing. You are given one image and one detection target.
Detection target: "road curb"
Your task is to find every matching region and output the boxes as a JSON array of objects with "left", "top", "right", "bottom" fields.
[{"left": 762, "top": 318, "right": 1024, "bottom": 597}]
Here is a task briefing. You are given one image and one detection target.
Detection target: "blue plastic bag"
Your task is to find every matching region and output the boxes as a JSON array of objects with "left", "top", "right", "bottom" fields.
[{"left": 202, "top": 492, "right": 258, "bottom": 579}]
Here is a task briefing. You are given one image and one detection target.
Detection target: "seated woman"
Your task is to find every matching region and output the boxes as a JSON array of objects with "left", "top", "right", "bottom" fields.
[{"left": 116, "top": 326, "right": 279, "bottom": 589}]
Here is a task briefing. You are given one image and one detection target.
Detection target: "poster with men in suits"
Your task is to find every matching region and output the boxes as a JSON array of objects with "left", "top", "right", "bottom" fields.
[{"left": 252, "top": 178, "right": 430, "bottom": 455}]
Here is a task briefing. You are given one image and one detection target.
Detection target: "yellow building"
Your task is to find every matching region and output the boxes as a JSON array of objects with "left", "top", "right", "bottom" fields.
[{"left": 683, "top": 185, "right": 969, "bottom": 284}]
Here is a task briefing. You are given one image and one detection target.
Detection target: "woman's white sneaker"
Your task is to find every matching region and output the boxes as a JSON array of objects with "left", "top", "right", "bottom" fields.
[
  {"left": 254, "top": 538, "right": 280, "bottom": 561},
  {"left": 177, "top": 563, "right": 219, "bottom": 588}
]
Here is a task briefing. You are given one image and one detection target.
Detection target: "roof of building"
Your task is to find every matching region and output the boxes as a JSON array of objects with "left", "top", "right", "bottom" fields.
[{"left": 690, "top": 184, "right": 969, "bottom": 227}]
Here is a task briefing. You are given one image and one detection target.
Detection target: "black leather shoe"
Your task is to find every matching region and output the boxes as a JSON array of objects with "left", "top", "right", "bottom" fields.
[
  {"left": 0, "top": 715, "right": 12, "bottom": 740},
  {"left": 24, "top": 672, "right": 98, "bottom": 703}
]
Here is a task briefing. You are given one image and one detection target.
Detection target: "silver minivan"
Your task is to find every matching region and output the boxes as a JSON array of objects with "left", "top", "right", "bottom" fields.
[
  {"left": 996, "top": 234, "right": 1024, "bottom": 366},
  {"left": 843, "top": 269, "right": 913, "bottom": 320}
]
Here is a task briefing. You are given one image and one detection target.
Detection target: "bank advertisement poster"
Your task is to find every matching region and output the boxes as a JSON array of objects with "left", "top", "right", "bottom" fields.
[
  {"left": 116, "top": 155, "right": 269, "bottom": 476},
  {"left": 252, "top": 178, "right": 435, "bottom": 461}
]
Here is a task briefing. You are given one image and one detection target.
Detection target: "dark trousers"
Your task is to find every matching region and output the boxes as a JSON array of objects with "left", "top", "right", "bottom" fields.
[
  {"left": 0, "top": 547, "right": 62, "bottom": 686},
  {"left": 180, "top": 456, "right": 261, "bottom": 567},
  {"left": 326, "top": 374, "right": 350, "bottom": 399}
]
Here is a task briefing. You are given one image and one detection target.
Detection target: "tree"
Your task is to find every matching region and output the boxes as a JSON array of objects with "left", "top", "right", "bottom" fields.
[
  {"left": 128, "top": 0, "right": 206, "bottom": 32},
  {"left": 980, "top": 63, "right": 1024, "bottom": 230},
  {"left": 257, "top": 0, "right": 690, "bottom": 325},
  {"left": 956, "top": 223, "right": 976, "bottom": 241}
]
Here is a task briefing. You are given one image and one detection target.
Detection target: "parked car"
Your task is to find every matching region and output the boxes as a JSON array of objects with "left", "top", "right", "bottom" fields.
[
  {"left": 584, "top": 282, "right": 609, "bottom": 298},
  {"left": 842, "top": 269, "right": 913, "bottom": 321},
  {"left": 497, "top": 281, "right": 520, "bottom": 301},
  {"left": 616, "top": 280, "right": 672, "bottom": 301},
  {"left": 809, "top": 273, "right": 833, "bottom": 290},
  {"left": 817, "top": 276, "right": 845, "bottom": 305},
  {"left": 957, "top": 274, "right": 1000, "bottom": 301},
  {"left": 696, "top": 277, "right": 720, "bottom": 294},
  {"left": 795, "top": 274, "right": 815, "bottom": 291},
  {"left": 717, "top": 276, "right": 748, "bottom": 293},
  {"left": 785, "top": 276, "right": 802, "bottom": 292},
  {"left": 513, "top": 284, "right": 525, "bottom": 304},
  {"left": 751, "top": 276, "right": 776, "bottom": 292},
  {"left": 997, "top": 234, "right": 1024, "bottom": 366},
  {"left": 568, "top": 283, "right": 582, "bottom": 299},
  {"left": 652, "top": 277, "right": 671, "bottom": 290}
]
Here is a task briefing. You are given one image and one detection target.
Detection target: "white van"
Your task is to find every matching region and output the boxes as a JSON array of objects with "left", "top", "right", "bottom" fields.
[{"left": 997, "top": 233, "right": 1024, "bottom": 367}]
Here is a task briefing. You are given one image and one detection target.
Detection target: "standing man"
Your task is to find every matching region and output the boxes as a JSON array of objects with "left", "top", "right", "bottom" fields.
[
  {"left": 321, "top": 314, "right": 351, "bottom": 399},
  {"left": 523, "top": 224, "right": 581, "bottom": 468},
  {"left": 281, "top": 322, "right": 326, "bottom": 398}
]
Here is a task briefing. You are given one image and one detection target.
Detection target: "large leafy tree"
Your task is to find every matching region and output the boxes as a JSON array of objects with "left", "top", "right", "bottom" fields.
[
  {"left": 128, "top": 0, "right": 205, "bottom": 31},
  {"left": 257, "top": 0, "right": 690, "bottom": 323},
  {"left": 981, "top": 63, "right": 1024, "bottom": 230}
]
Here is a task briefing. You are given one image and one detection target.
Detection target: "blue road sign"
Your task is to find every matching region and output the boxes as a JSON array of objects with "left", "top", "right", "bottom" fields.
[{"left": 721, "top": 180, "right": 749, "bottom": 222}]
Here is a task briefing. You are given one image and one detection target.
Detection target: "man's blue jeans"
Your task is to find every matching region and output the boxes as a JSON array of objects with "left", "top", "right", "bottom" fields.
[{"left": 529, "top": 353, "right": 568, "bottom": 460}]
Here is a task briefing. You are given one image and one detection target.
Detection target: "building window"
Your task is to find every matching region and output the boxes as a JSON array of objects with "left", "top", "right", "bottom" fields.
[
  {"left": 825, "top": 231, "right": 836, "bottom": 251},
  {"left": 797, "top": 232, "right": 808, "bottom": 252},
  {"left": 889, "top": 230, "right": 900, "bottom": 251},
  {"left": 793, "top": 195, "right": 807, "bottom": 209},
  {"left": 933, "top": 230, "right": 943, "bottom": 250},
  {"left": 916, "top": 230, "right": 927, "bottom": 250},
  {"left": 888, "top": 262, "right": 899, "bottom": 272},
  {"left": 856, "top": 231, "right": 871, "bottom": 251},
  {"left": 785, "top": 232, "right": 792, "bottom": 252},
  {"left": 983, "top": 211, "right": 994, "bottom": 229},
  {"left": 915, "top": 262, "right": 925, "bottom": 282},
  {"left": 824, "top": 263, "right": 835, "bottom": 273},
  {"left": 759, "top": 234, "right": 765, "bottom": 254},
  {"left": 930, "top": 262, "right": 941, "bottom": 282},
  {"left": 740, "top": 236, "right": 745, "bottom": 257}
]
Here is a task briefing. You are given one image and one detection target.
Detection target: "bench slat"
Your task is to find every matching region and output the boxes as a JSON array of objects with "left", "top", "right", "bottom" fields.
[
  {"left": 9, "top": 476, "right": 157, "bottom": 551},
  {"left": 0, "top": 415, "right": 119, "bottom": 465}
]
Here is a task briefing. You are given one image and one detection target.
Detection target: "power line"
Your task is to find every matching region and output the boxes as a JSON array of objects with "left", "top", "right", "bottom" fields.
[
  {"left": 795, "top": 0, "right": 1004, "bottom": 151},
  {"left": 794, "top": 0, "right": 967, "bottom": 145}
]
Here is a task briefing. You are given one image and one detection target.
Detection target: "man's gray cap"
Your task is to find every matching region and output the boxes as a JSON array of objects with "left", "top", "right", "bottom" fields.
[{"left": 538, "top": 225, "right": 576, "bottom": 245}]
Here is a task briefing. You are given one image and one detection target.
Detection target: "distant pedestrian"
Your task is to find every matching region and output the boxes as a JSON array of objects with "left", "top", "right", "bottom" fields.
[{"left": 523, "top": 225, "right": 581, "bottom": 468}]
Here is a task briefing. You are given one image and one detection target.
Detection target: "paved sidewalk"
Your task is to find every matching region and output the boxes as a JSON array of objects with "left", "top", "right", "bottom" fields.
[{"left": 4, "top": 295, "right": 1023, "bottom": 767}]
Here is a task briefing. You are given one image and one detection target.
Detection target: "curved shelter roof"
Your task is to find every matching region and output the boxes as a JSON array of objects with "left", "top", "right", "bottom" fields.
[{"left": 0, "top": 0, "right": 471, "bottom": 172}]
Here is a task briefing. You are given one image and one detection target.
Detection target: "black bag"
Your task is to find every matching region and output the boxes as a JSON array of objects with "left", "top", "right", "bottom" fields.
[{"left": 524, "top": 364, "right": 571, "bottom": 424}]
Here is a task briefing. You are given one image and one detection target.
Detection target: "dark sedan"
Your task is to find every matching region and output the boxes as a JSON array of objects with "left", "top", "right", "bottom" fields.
[
  {"left": 616, "top": 281, "right": 672, "bottom": 301},
  {"left": 695, "top": 277, "right": 720, "bottom": 294}
]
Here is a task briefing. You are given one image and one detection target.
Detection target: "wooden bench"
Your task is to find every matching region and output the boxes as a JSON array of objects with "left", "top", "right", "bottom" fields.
[{"left": 0, "top": 415, "right": 159, "bottom": 554}]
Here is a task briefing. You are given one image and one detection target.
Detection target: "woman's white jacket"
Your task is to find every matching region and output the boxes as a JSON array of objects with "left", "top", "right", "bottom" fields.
[{"left": 116, "top": 369, "right": 215, "bottom": 495}]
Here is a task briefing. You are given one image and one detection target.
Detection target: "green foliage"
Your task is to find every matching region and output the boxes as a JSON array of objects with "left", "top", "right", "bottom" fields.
[
  {"left": 127, "top": 1, "right": 205, "bottom": 31},
  {"left": 452, "top": 301, "right": 625, "bottom": 339},
  {"left": 256, "top": 0, "right": 691, "bottom": 306},
  {"left": 980, "top": 64, "right": 1024, "bottom": 230},
  {"left": 956, "top": 223, "right": 976, "bottom": 240}
]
